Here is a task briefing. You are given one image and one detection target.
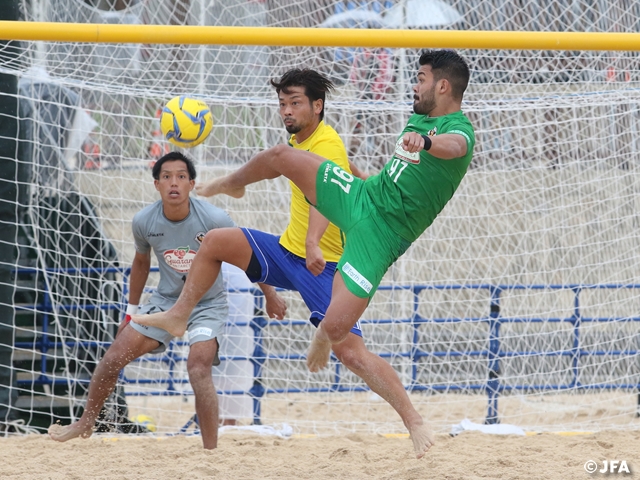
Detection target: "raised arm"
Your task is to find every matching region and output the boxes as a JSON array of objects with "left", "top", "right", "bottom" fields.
[{"left": 402, "top": 132, "right": 467, "bottom": 159}]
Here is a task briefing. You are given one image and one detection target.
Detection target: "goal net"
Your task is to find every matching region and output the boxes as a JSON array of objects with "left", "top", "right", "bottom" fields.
[{"left": 1, "top": 0, "right": 639, "bottom": 437}]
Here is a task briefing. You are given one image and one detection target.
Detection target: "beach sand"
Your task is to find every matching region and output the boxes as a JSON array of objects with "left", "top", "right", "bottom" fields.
[{"left": 1, "top": 428, "right": 638, "bottom": 479}]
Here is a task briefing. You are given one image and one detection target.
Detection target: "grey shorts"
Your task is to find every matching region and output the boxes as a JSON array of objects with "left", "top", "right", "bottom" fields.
[{"left": 129, "top": 295, "right": 227, "bottom": 354}]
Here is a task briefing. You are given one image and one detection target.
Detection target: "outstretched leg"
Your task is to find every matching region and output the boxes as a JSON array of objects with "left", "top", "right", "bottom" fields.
[
  {"left": 195, "top": 144, "right": 324, "bottom": 204},
  {"left": 48, "top": 327, "right": 159, "bottom": 442},
  {"left": 195, "top": 176, "right": 245, "bottom": 199},
  {"left": 132, "top": 228, "right": 254, "bottom": 335}
]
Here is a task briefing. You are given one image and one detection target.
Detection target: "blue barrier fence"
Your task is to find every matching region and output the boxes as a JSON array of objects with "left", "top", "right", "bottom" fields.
[{"left": 14, "top": 266, "right": 640, "bottom": 425}]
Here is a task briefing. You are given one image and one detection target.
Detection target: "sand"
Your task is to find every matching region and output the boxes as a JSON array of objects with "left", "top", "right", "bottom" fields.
[
  {"left": 1, "top": 429, "right": 638, "bottom": 479},
  {"left": 4, "top": 390, "right": 639, "bottom": 479}
]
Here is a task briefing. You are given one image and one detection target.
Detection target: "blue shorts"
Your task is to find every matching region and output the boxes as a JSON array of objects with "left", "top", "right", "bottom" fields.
[{"left": 241, "top": 228, "right": 362, "bottom": 337}]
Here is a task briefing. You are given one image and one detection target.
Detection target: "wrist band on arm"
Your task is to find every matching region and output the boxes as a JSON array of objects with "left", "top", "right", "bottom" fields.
[
  {"left": 126, "top": 304, "right": 139, "bottom": 315},
  {"left": 421, "top": 135, "right": 432, "bottom": 151},
  {"left": 125, "top": 304, "right": 138, "bottom": 322}
]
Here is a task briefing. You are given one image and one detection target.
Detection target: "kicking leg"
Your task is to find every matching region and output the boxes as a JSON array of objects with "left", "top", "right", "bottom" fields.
[
  {"left": 132, "top": 228, "right": 253, "bottom": 336},
  {"left": 195, "top": 176, "right": 246, "bottom": 199},
  {"left": 332, "top": 335, "right": 435, "bottom": 459},
  {"left": 48, "top": 326, "right": 159, "bottom": 442},
  {"left": 187, "top": 338, "right": 219, "bottom": 449},
  {"left": 194, "top": 145, "right": 324, "bottom": 205}
]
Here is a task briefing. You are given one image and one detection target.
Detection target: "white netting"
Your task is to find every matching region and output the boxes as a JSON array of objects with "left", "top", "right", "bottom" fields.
[{"left": 1, "top": 0, "right": 638, "bottom": 436}]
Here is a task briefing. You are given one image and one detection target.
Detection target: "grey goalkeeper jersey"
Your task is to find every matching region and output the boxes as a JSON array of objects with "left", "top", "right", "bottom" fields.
[{"left": 132, "top": 197, "right": 235, "bottom": 304}]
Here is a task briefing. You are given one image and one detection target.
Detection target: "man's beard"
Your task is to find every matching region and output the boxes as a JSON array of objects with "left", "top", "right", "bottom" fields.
[
  {"left": 285, "top": 123, "right": 301, "bottom": 134},
  {"left": 413, "top": 89, "right": 436, "bottom": 115}
]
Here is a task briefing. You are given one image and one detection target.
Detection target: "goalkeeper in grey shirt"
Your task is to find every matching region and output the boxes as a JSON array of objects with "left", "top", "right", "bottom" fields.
[{"left": 48, "top": 152, "right": 286, "bottom": 449}]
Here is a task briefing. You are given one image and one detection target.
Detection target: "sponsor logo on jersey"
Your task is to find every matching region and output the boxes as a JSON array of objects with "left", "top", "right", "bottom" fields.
[
  {"left": 163, "top": 246, "right": 197, "bottom": 273},
  {"left": 393, "top": 138, "right": 420, "bottom": 164},
  {"left": 148, "top": 232, "right": 164, "bottom": 237},
  {"left": 195, "top": 232, "right": 206, "bottom": 244}
]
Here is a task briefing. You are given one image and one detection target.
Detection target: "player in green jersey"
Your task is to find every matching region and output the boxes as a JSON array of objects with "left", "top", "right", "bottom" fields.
[{"left": 134, "top": 49, "right": 474, "bottom": 459}]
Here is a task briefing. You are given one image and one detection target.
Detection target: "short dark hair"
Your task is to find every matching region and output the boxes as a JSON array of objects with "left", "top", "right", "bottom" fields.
[
  {"left": 419, "top": 49, "right": 470, "bottom": 101},
  {"left": 270, "top": 69, "right": 335, "bottom": 120},
  {"left": 152, "top": 151, "right": 196, "bottom": 181}
]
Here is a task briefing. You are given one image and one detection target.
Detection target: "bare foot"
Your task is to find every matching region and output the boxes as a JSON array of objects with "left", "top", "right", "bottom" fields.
[
  {"left": 48, "top": 421, "right": 94, "bottom": 442},
  {"left": 408, "top": 421, "right": 435, "bottom": 459},
  {"left": 306, "top": 329, "right": 332, "bottom": 372},
  {"left": 195, "top": 177, "right": 245, "bottom": 199},
  {"left": 131, "top": 311, "right": 187, "bottom": 338}
]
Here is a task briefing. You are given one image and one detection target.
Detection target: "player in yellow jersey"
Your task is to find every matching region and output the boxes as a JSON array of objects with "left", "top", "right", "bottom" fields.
[{"left": 196, "top": 69, "right": 366, "bottom": 336}]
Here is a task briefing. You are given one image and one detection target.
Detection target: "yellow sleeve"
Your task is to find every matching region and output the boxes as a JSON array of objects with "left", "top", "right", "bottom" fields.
[{"left": 311, "top": 135, "right": 351, "bottom": 173}]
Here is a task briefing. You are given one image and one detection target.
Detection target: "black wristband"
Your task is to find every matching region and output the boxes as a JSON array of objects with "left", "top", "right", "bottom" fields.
[{"left": 421, "top": 135, "right": 432, "bottom": 151}]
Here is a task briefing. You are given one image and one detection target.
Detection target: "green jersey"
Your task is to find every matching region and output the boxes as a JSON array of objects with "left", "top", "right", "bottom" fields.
[{"left": 365, "top": 110, "right": 475, "bottom": 243}]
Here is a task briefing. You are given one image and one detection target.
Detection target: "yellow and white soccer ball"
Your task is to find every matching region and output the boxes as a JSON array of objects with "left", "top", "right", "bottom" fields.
[
  {"left": 160, "top": 96, "right": 213, "bottom": 148},
  {"left": 132, "top": 414, "right": 157, "bottom": 433}
]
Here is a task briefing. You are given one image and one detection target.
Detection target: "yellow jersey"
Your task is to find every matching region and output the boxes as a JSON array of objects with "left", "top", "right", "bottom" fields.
[{"left": 279, "top": 121, "right": 350, "bottom": 263}]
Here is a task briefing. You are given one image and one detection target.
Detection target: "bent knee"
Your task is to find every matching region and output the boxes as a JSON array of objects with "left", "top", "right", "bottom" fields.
[
  {"left": 202, "top": 229, "right": 223, "bottom": 248},
  {"left": 333, "top": 348, "right": 366, "bottom": 371},
  {"left": 272, "top": 143, "right": 290, "bottom": 157},
  {"left": 322, "top": 321, "right": 351, "bottom": 345},
  {"left": 187, "top": 362, "right": 211, "bottom": 383},
  {"left": 333, "top": 336, "right": 369, "bottom": 367},
  {"left": 101, "top": 349, "right": 133, "bottom": 371}
]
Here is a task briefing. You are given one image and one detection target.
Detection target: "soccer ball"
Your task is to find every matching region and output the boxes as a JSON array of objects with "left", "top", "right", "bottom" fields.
[{"left": 160, "top": 96, "right": 213, "bottom": 148}]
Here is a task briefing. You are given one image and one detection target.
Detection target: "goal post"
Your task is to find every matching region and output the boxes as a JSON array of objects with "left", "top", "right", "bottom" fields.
[
  {"left": 1, "top": 0, "right": 639, "bottom": 436},
  {"left": 3, "top": 21, "right": 640, "bottom": 50}
]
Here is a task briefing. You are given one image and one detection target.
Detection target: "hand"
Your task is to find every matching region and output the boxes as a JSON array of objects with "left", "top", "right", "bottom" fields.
[
  {"left": 402, "top": 132, "right": 427, "bottom": 153},
  {"left": 305, "top": 244, "right": 326, "bottom": 276},
  {"left": 265, "top": 291, "right": 287, "bottom": 320}
]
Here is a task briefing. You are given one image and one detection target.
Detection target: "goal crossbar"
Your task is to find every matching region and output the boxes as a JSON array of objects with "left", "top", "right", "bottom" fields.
[{"left": 2, "top": 21, "right": 640, "bottom": 51}]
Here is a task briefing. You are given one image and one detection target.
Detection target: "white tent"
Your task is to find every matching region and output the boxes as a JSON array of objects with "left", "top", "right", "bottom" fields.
[
  {"left": 384, "top": 0, "right": 462, "bottom": 28},
  {"left": 319, "top": 9, "right": 390, "bottom": 29}
]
